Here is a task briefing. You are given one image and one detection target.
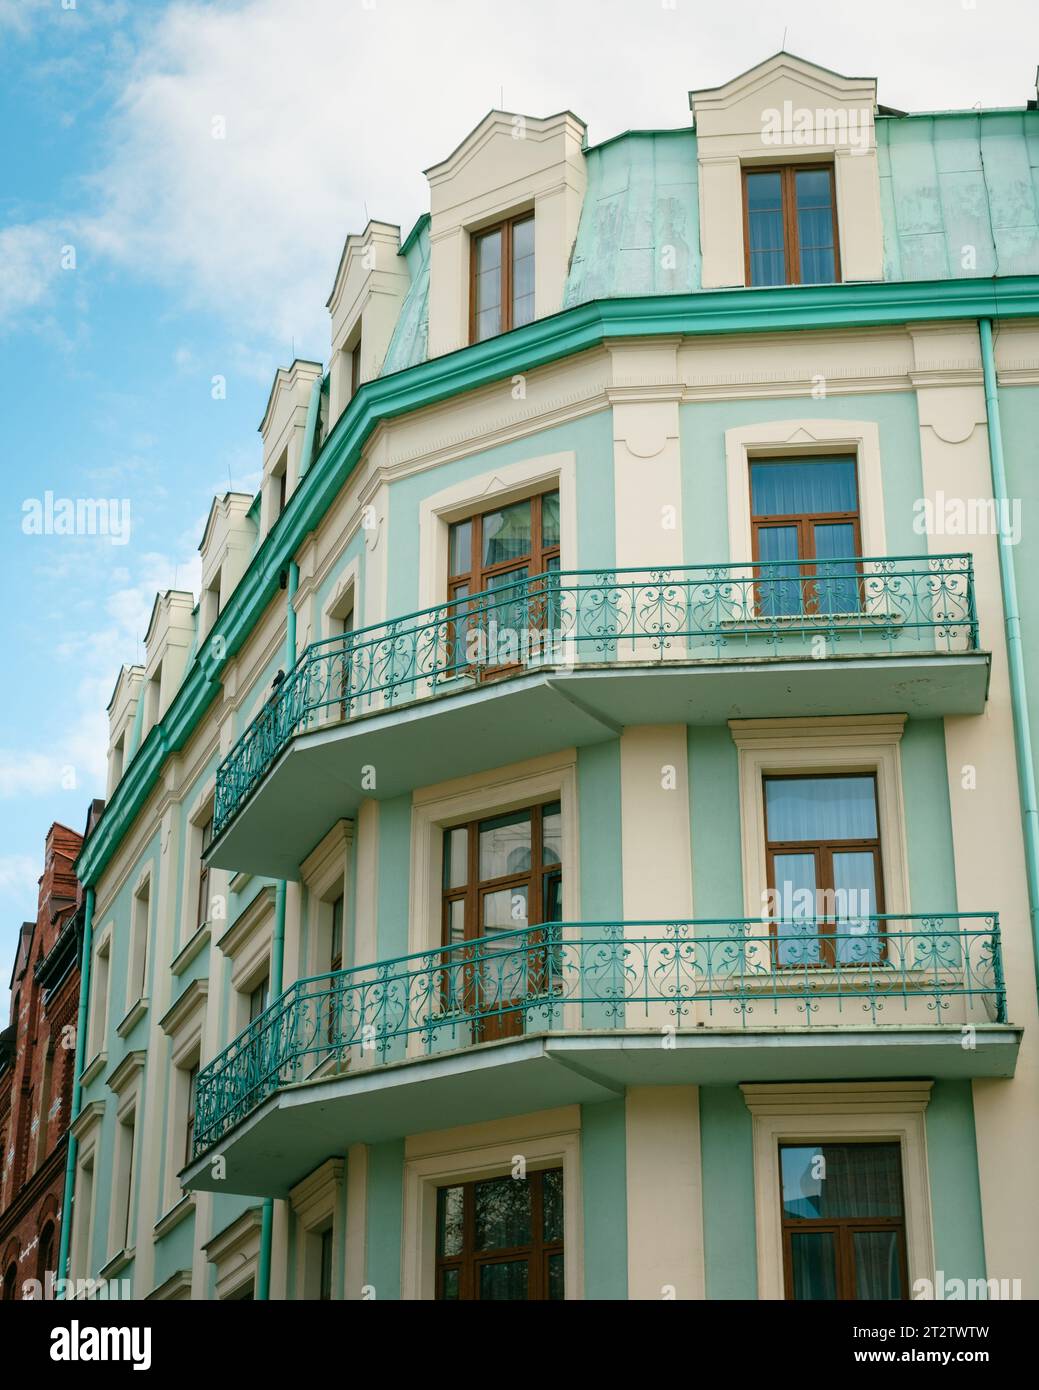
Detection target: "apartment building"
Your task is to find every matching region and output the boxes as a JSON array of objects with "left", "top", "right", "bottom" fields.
[
  {"left": 64, "top": 53, "right": 1039, "bottom": 1301},
  {"left": 1, "top": 807, "right": 102, "bottom": 1300}
]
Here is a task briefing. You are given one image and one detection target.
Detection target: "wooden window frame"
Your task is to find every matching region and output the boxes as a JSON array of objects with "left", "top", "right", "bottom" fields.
[
  {"left": 764, "top": 772, "right": 886, "bottom": 969},
  {"left": 435, "top": 1166, "right": 563, "bottom": 1301},
  {"left": 350, "top": 340, "right": 361, "bottom": 397},
  {"left": 448, "top": 488, "right": 560, "bottom": 599},
  {"left": 742, "top": 164, "right": 840, "bottom": 287},
  {"left": 441, "top": 801, "right": 562, "bottom": 1041},
  {"left": 750, "top": 456, "right": 862, "bottom": 616},
  {"left": 779, "top": 1143, "right": 909, "bottom": 1300},
  {"left": 469, "top": 212, "right": 535, "bottom": 344},
  {"left": 196, "top": 817, "right": 213, "bottom": 930},
  {"left": 183, "top": 1063, "right": 199, "bottom": 1167}
]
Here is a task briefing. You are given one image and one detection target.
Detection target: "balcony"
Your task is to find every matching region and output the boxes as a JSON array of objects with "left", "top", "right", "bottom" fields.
[
  {"left": 183, "top": 913, "right": 1017, "bottom": 1198},
  {"left": 209, "top": 554, "right": 986, "bottom": 878}
]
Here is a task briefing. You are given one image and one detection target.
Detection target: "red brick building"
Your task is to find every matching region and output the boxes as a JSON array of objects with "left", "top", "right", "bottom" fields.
[{"left": 0, "top": 803, "right": 103, "bottom": 1300}]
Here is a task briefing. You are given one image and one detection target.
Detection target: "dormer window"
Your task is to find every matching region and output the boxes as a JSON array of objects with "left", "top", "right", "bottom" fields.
[
  {"left": 470, "top": 213, "right": 534, "bottom": 342},
  {"left": 743, "top": 166, "right": 839, "bottom": 287}
]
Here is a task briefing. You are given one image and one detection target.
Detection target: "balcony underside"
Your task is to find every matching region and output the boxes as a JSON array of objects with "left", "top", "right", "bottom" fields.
[
  {"left": 182, "top": 1023, "right": 1019, "bottom": 1198},
  {"left": 210, "top": 653, "right": 990, "bottom": 878}
]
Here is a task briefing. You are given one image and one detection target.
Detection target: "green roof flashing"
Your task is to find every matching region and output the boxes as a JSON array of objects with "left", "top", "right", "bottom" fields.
[
  {"left": 76, "top": 274, "right": 1039, "bottom": 887},
  {"left": 399, "top": 211, "right": 431, "bottom": 260}
]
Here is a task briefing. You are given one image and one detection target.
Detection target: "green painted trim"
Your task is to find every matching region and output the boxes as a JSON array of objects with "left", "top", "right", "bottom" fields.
[
  {"left": 980, "top": 318, "right": 1039, "bottom": 1001},
  {"left": 700, "top": 1086, "right": 757, "bottom": 1298},
  {"left": 77, "top": 276, "right": 1039, "bottom": 889},
  {"left": 399, "top": 211, "right": 430, "bottom": 260},
  {"left": 584, "top": 125, "right": 691, "bottom": 155},
  {"left": 365, "top": 1139, "right": 404, "bottom": 1299},
  {"left": 297, "top": 380, "right": 323, "bottom": 482},
  {"left": 56, "top": 887, "right": 94, "bottom": 1295},
  {"left": 925, "top": 1080, "right": 987, "bottom": 1286},
  {"left": 580, "top": 1099, "right": 627, "bottom": 1299}
]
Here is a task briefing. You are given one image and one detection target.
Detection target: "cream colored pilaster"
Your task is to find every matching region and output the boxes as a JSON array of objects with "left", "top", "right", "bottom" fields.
[
  {"left": 130, "top": 794, "right": 179, "bottom": 1298},
  {"left": 343, "top": 1142, "right": 369, "bottom": 1299},
  {"left": 270, "top": 1201, "right": 290, "bottom": 1299},
  {"left": 625, "top": 1086, "right": 704, "bottom": 1299},
  {"left": 834, "top": 149, "right": 883, "bottom": 282},
  {"left": 697, "top": 157, "right": 744, "bottom": 288},
  {"left": 620, "top": 725, "right": 693, "bottom": 922},
  {"left": 910, "top": 322, "right": 1039, "bottom": 1294},
  {"left": 353, "top": 800, "right": 380, "bottom": 968}
]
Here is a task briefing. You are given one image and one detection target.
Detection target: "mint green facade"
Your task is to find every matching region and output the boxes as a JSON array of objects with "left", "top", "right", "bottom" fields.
[{"left": 64, "top": 55, "right": 1039, "bottom": 1303}]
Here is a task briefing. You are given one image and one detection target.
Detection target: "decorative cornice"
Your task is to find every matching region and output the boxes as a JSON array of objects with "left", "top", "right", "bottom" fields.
[
  {"left": 78, "top": 275, "right": 1039, "bottom": 888},
  {"left": 741, "top": 1080, "right": 933, "bottom": 1115}
]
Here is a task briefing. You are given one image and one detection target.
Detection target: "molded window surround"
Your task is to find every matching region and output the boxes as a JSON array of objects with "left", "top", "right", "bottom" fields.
[
  {"left": 417, "top": 452, "right": 577, "bottom": 610},
  {"left": 409, "top": 751, "right": 580, "bottom": 962},
  {"left": 300, "top": 821, "right": 353, "bottom": 979},
  {"left": 724, "top": 419, "right": 886, "bottom": 569},
  {"left": 401, "top": 1108, "right": 583, "bottom": 1301},
  {"left": 290, "top": 1158, "right": 344, "bottom": 1300},
  {"left": 741, "top": 1082, "right": 935, "bottom": 1301},
  {"left": 729, "top": 715, "right": 910, "bottom": 928}
]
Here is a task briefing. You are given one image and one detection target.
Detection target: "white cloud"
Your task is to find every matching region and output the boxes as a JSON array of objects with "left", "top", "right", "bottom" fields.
[{"left": 0, "top": 222, "right": 66, "bottom": 327}]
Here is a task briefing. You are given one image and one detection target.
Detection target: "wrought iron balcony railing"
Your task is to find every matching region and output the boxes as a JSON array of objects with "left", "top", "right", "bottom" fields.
[
  {"left": 212, "top": 554, "right": 977, "bottom": 837},
  {"left": 191, "top": 912, "right": 1003, "bottom": 1157}
]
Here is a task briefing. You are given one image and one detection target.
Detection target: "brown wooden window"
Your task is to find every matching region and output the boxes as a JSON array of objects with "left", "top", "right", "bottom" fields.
[
  {"left": 470, "top": 213, "right": 535, "bottom": 342},
  {"left": 184, "top": 1063, "right": 199, "bottom": 1166},
  {"left": 196, "top": 817, "right": 212, "bottom": 929},
  {"left": 436, "top": 1166, "right": 563, "bottom": 1300},
  {"left": 780, "top": 1142, "right": 908, "bottom": 1299},
  {"left": 448, "top": 490, "right": 560, "bottom": 601},
  {"left": 750, "top": 456, "right": 861, "bottom": 617},
  {"left": 276, "top": 467, "right": 287, "bottom": 519},
  {"left": 764, "top": 773, "right": 884, "bottom": 968},
  {"left": 350, "top": 340, "right": 361, "bottom": 396},
  {"left": 319, "top": 1227, "right": 334, "bottom": 1301},
  {"left": 743, "top": 165, "right": 839, "bottom": 286},
  {"left": 327, "top": 895, "right": 344, "bottom": 1045},
  {"left": 248, "top": 971, "right": 270, "bottom": 1024},
  {"left": 442, "top": 801, "right": 562, "bottom": 1040}
]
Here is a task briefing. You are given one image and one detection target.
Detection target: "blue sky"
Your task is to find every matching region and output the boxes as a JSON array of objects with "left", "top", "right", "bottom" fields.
[{"left": 2, "top": 0, "right": 1036, "bottom": 1003}]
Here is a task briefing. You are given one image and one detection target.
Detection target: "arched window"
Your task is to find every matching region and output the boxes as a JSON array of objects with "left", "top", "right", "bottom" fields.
[
  {"left": 2, "top": 1262, "right": 17, "bottom": 1301},
  {"left": 37, "top": 1223, "right": 55, "bottom": 1284}
]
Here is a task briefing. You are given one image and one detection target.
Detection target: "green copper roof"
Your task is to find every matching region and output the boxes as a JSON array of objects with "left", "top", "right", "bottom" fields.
[
  {"left": 879, "top": 112, "right": 1039, "bottom": 281},
  {"left": 381, "top": 215, "right": 430, "bottom": 375},
  {"left": 563, "top": 129, "right": 701, "bottom": 308},
  {"left": 378, "top": 112, "right": 1039, "bottom": 373}
]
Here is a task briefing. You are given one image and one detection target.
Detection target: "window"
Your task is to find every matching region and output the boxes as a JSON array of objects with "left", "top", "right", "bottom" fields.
[
  {"left": 442, "top": 801, "right": 562, "bottom": 1040},
  {"left": 129, "top": 880, "right": 150, "bottom": 1005},
  {"left": 751, "top": 456, "right": 860, "bottom": 616},
  {"left": 780, "top": 1142, "right": 908, "bottom": 1299},
  {"left": 436, "top": 1167, "right": 563, "bottom": 1300},
  {"left": 2, "top": 1263, "right": 15, "bottom": 1302},
  {"left": 36, "top": 1223, "right": 55, "bottom": 1283},
  {"left": 319, "top": 1227, "right": 334, "bottom": 1301},
  {"left": 764, "top": 774, "right": 883, "bottom": 967},
  {"left": 112, "top": 1108, "right": 137, "bottom": 1252},
  {"left": 330, "top": 896, "right": 344, "bottom": 974},
  {"left": 470, "top": 213, "right": 534, "bottom": 342},
  {"left": 350, "top": 340, "right": 361, "bottom": 396},
  {"left": 196, "top": 817, "right": 213, "bottom": 929},
  {"left": 183, "top": 1063, "right": 199, "bottom": 1166},
  {"left": 277, "top": 468, "right": 287, "bottom": 518},
  {"left": 89, "top": 938, "right": 110, "bottom": 1058},
  {"left": 248, "top": 972, "right": 270, "bottom": 1024},
  {"left": 744, "top": 165, "right": 839, "bottom": 286},
  {"left": 449, "top": 490, "right": 559, "bottom": 602}
]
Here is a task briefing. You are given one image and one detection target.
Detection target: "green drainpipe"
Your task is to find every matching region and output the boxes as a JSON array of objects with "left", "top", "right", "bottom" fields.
[
  {"left": 297, "top": 374, "right": 324, "bottom": 482},
  {"left": 979, "top": 317, "right": 1039, "bottom": 999},
  {"left": 56, "top": 885, "right": 95, "bottom": 1297},
  {"left": 257, "top": 557, "right": 300, "bottom": 1299}
]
